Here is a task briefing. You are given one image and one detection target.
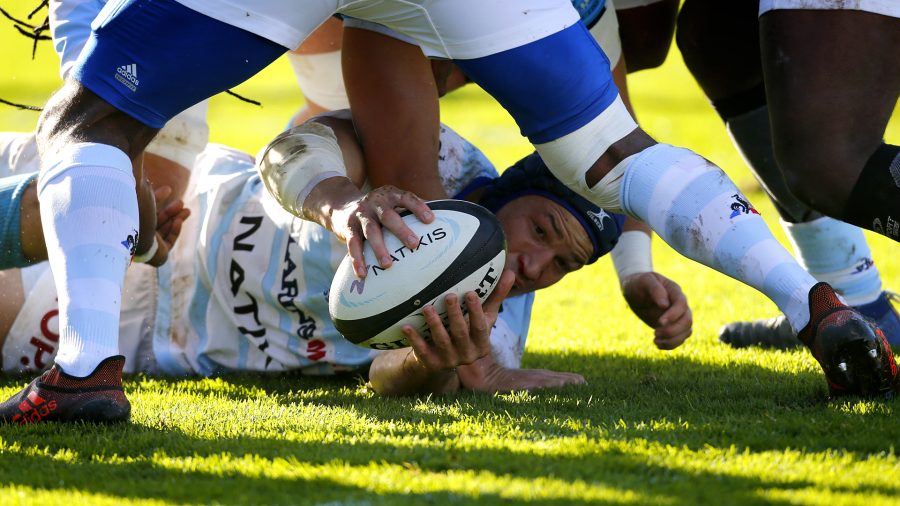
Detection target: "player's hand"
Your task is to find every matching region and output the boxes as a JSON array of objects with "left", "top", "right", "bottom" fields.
[
  {"left": 403, "top": 270, "right": 515, "bottom": 372},
  {"left": 457, "top": 358, "right": 586, "bottom": 393},
  {"left": 306, "top": 179, "right": 434, "bottom": 278},
  {"left": 621, "top": 271, "right": 693, "bottom": 350},
  {"left": 143, "top": 186, "right": 191, "bottom": 267},
  {"left": 403, "top": 269, "right": 514, "bottom": 373}
]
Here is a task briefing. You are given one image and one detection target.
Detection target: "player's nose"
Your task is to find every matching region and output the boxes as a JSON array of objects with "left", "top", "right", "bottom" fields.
[{"left": 523, "top": 248, "right": 553, "bottom": 280}]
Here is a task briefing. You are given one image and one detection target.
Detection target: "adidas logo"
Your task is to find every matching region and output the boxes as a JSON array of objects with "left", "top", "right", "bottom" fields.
[
  {"left": 586, "top": 209, "right": 609, "bottom": 231},
  {"left": 12, "top": 391, "right": 57, "bottom": 424},
  {"left": 114, "top": 63, "right": 139, "bottom": 92}
]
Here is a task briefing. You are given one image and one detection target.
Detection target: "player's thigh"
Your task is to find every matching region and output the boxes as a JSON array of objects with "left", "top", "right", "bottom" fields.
[
  {"left": 760, "top": 9, "right": 900, "bottom": 172},
  {"left": 616, "top": 0, "right": 679, "bottom": 72},
  {"left": 676, "top": 0, "right": 761, "bottom": 101},
  {"left": 72, "top": 0, "right": 289, "bottom": 129}
]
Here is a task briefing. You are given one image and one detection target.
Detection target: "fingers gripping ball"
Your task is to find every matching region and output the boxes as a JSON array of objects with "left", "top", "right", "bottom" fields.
[{"left": 329, "top": 200, "right": 507, "bottom": 350}]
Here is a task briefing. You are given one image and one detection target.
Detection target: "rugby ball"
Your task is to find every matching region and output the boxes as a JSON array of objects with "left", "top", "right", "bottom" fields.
[{"left": 329, "top": 199, "right": 507, "bottom": 350}]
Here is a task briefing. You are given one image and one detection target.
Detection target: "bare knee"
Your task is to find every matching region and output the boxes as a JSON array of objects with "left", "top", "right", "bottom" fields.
[
  {"left": 675, "top": 0, "right": 762, "bottom": 101},
  {"left": 35, "top": 80, "right": 157, "bottom": 161},
  {"left": 774, "top": 140, "right": 866, "bottom": 215}
]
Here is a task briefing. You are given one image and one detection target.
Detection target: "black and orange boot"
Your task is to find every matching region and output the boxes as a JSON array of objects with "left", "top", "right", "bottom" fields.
[
  {"left": 798, "top": 283, "right": 898, "bottom": 399},
  {"left": 0, "top": 355, "right": 131, "bottom": 424}
]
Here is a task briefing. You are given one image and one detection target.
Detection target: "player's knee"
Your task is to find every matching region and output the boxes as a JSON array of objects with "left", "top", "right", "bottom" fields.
[
  {"left": 36, "top": 81, "right": 153, "bottom": 159},
  {"left": 34, "top": 82, "right": 82, "bottom": 149},
  {"left": 775, "top": 144, "right": 858, "bottom": 215}
]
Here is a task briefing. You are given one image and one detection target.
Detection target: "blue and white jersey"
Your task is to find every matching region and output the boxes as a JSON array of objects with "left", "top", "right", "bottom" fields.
[{"left": 153, "top": 124, "right": 535, "bottom": 376}]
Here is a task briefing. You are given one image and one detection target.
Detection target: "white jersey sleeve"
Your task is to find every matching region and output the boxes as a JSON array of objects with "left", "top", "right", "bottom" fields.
[{"left": 491, "top": 293, "right": 535, "bottom": 369}]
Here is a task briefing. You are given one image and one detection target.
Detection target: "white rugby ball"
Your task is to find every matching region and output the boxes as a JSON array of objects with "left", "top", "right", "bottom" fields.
[{"left": 329, "top": 199, "right": 507, "bottom": 349}]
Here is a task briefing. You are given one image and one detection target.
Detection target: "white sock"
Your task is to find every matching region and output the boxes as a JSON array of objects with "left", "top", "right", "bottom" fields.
[
  {"left": 783, "top": 217, "right": 882, "bottom": 307},
  {"left": 617, "top": 144, "right": 818, "bottom": 332},
  {"left": 38, "top": 143, "right": 137, "bottom": 377}
]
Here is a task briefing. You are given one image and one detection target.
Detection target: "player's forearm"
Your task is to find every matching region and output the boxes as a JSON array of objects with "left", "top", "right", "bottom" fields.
[
  {"left": 143, "top": 152, "right": 191, "bottom": 207},
  {"left": 135, "top": 176, "right": 158, "bottom": 256},
  {"left": 369, "top": 348, "right": 461, "bottom": 397},
  {"left": 301, "top": 176, "right": 365, "bottom": 232},
  {"left": 611, "top": 226, "right": 653, "bottom": 287}
]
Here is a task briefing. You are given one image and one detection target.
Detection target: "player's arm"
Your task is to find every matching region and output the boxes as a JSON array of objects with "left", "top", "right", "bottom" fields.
[
  {"left": 611, "top": 221, "right": 693, "bottom": 349},
  {"left": 368, "top": 271, "right": 584, "bottom": 396},
  {"left": 15, "top": 175, "right": 187, "bottom": 268},
  {"left": 368, "top": 271, "right": 513, "bottom": 396},
  {"left": 342, "top": 25, "right": 447, "bottom": 200},
  {"left": 258, "top": 116, "right": 434, "bottom": 278}
]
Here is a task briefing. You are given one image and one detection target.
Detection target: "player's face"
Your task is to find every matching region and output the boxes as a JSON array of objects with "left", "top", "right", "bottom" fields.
[{"left": 494, "top": 195, "right": 592, "bottom": 298}]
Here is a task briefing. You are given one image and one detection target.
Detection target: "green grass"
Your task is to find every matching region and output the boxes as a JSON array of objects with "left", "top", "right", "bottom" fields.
[{"left": 1, "top": 5, "right": 900, "bottom": 505}]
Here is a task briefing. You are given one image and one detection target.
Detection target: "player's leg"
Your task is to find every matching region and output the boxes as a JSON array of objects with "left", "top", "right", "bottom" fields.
[
  {"left": 759, "top": 6, "right": 900, "bottom": 241},
  {"left": 614, "top": 0, "right": 679, "bottom": 72},
  {"left": 287, "top": 16, "right": 348, "bottom": 127},
  {"left": 676, "top": 0, "right": 900, "bottom": 348},
  {"left": 1, "top": 0, "right": 293, "bottom": 424},
  {"left": 420, "top": 4, "right": 895, "bottom": 396}
]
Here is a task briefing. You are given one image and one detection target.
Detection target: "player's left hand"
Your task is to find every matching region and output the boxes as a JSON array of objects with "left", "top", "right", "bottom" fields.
[{"left": 621, "top": 271, "right": 692, "bottom": 350}]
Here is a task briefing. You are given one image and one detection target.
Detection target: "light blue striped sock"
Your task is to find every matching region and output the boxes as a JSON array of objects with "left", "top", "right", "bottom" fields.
[
  {"left": 38, "top": 143, "right": 138, "bottom": 377},
  {"left": 620, "top": 144, "right": 818, "bottom": 332},
  {"left": 783, "top": 217, "right": 882, "bottom": 307}
]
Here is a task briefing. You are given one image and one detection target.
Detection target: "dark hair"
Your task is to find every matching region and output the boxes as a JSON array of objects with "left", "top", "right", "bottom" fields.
[{"left": 478, "top": 152, "right": 624, "bottom": 264}]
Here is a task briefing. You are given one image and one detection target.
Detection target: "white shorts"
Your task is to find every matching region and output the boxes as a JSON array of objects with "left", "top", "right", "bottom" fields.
[
  {"left": 175, "top": 0, "right": 580, "bottom": 59},
  {"left": 759, "top": 0, "right": 900, "bottom": 18}
]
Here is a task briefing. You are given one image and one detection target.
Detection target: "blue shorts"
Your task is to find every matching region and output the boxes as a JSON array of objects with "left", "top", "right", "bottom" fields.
[
  {"left": 72, "top": 0, "right": 287, "bottom": 128},
  {"left": 0, "top": 173, "right": 39, "bottom": 270},
  {"left": 455, "top": 22, "right": 619, "bottom": 144}
]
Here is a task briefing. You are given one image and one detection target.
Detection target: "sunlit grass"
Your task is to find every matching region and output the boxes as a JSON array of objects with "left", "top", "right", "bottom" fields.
[{"left": 1, "top": 4, "right": 899, "bottom": 505}]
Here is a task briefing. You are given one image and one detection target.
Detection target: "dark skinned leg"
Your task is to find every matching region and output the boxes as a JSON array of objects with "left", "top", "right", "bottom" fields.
[{"left": 760, "top": 9, "right": 900, "bottom": 239}]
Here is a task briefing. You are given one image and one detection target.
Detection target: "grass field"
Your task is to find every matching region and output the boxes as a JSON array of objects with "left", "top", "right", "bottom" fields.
[{"left": 1, "top": 5, "right": 900, "bottom": 505}]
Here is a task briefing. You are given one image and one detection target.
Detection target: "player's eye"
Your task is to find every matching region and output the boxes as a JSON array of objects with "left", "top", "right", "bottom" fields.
[{"left": 555, "top": 257, "right": 571, "bottom": 273}]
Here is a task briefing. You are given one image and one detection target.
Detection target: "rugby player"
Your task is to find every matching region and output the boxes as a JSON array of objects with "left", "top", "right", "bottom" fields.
[
  {"left": 675, "top": 0, "right": 900, "bottom": 349},
  {"left": 13, "top": 0, "right": 896, "bottom": 425},
  {"left": 0, "top": 116, "right": 693, "bottom": 417}
]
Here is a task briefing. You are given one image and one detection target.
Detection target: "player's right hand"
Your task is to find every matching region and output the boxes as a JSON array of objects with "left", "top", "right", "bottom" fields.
[{"left": 304, "top": 179, "right": 434, "bottom": 278}]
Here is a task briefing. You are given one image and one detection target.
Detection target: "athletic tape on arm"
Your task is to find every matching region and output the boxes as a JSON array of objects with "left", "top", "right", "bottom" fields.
[
  {"left": 610, "top": 230, "right": 653, "bottom": 286},
  {"left": 256, "top": 122, "right": 347, "bottom": 217}
]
